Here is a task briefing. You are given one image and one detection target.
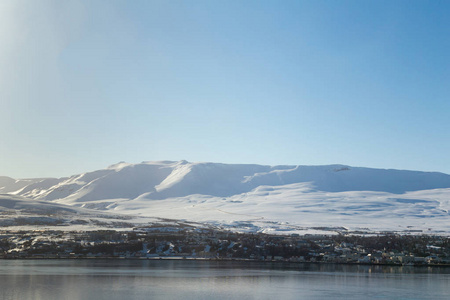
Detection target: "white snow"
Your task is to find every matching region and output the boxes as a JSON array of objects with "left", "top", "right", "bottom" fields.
[{"left": 1, "top": 160, "right": 450, "bottom": 234}]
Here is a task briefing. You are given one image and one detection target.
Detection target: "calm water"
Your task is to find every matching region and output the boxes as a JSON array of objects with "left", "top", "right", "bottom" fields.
[{"left": 0, "top": 259, "right": 449, "bottom": 300}]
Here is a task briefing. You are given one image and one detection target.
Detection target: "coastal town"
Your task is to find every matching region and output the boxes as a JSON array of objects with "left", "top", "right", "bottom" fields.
[{"left": 1, "top": 226, "right": 449, "bottom": 266}]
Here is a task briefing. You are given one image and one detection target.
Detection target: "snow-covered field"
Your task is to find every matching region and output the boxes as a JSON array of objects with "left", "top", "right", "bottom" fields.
[{"left": 1, "top": 160, "right": 449, "bottom": 235}]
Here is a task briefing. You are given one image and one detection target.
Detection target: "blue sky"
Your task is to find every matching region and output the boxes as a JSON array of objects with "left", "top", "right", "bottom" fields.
[{"left": 1, "top": 0, "right": 449, "bottom": 178}]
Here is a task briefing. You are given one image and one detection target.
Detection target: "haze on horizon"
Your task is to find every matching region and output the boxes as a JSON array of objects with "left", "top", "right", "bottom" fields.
[{"left": 1, "top": 0, "right": 449, "bottom": 179}]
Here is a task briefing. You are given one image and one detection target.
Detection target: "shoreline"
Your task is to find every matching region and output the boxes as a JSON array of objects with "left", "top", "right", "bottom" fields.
[{"left": 1, "top": 256, "right": 449, "bottom": 267}]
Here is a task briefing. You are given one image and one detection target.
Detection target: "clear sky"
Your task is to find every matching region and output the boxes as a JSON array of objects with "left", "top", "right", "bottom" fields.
[{"left": 1, "top": 0, "right": 449, "bottom": 178}]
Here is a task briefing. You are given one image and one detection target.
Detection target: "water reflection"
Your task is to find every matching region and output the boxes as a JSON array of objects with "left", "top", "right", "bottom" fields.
[{"left": 0, "top": 260, "right": 449, "bottom": 300}]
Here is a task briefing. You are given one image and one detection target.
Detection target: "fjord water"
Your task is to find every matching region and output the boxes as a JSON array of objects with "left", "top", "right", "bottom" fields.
[{"left": 0, "top": 260, "right": 449, "bottom": 300}]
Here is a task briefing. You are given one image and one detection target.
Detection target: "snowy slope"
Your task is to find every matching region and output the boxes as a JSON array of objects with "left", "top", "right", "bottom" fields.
[
  {"left": 1, "top": 161, "right": 450, "bottom": 234},
  {"left": 3, "top": 161, "right": 450, "bottom": 201},
  {"left": 0, "top": 176, "right": 46, "bottom": 194},
  {"left": 0, "top": 193, "right": 185, "bottom": 231},
  {"left": 242, "top": 165, "right": 450, "bottom": 193},
  {"left": 115, "top": 185, "right": 450, "bottom": 235},
  {"left": 0, "top": 193, "right": 125, "bottom": 229}
]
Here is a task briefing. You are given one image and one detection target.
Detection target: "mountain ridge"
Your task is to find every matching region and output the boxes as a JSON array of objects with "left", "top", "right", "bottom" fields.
[
  {"left": 2, "top": 161, "right": 450, "bottom": 202},
  {"left": 1, "top": 160, "right": 449, "bottom": 235}
]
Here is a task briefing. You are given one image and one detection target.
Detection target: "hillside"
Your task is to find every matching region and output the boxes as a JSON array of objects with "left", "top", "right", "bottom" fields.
[
  {"left": 3, "top": 161, "right": 450, "bottom": 201},
  {"left": 1, "top": 161, "right": 449, "bottom": 234}
]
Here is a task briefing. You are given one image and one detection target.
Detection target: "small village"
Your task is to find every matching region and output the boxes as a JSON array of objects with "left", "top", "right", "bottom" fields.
[{"left": 1, "top": 226, "right": 449, "bottom": 266}]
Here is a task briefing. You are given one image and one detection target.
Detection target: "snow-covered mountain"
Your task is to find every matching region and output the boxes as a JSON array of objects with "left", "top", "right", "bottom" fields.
[
  {"left": 1, "top": 161, "right": 450, "bottom": 234},
  {"left": 4, "top": 160, "right": 450, "bottom": 201}
]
